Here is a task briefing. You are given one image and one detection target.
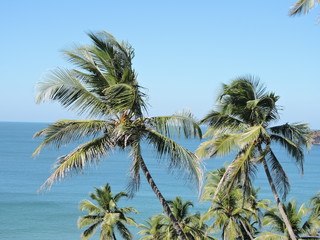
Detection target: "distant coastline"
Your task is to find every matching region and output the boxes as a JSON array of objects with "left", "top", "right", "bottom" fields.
[{"left": 312, "top": 130, "right": 320, "bottom": 145}]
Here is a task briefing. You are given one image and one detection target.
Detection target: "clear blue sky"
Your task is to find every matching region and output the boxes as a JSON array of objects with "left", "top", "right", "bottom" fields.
[{"left": 1, "top": 1, "right": 319, "bottom": 128}]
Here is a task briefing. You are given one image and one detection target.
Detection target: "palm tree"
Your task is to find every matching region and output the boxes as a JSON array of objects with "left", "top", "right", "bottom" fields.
[
  {"left": 202, "top": 167, "right": 267, "bottom": 240},
  {"left": 289, "top": 0, "right": 320, "bottom": 16},
  {"left": 138, "top": 216, "right": 168, "bottom": 240},
  {"left": 33, "top": 31, "right": 203, "bottom": 240},
  {"left": 78, "top": 184, "right": 137, "bottom": 240},
  {"left": 256, "top": 200, "right": 320, "bottom": 240},
  {"left": 138, "top": 197, "right": 215, "bottom": 240},
  {"left": 310, "top": 192, "right": 320, "bottom": 218},
  {"left": 196, "top": 76, "right": 312, "bottom": 240}
]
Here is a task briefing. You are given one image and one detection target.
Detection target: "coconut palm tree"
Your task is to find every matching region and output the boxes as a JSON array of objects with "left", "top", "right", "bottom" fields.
[
  {"left": 208, "top": 188, "right": 256, "bottom": 240},
  {"left": 256, "top": 200, "right": 320, "bottom": 240},
  {"left": 138, "top": 197, "right": 215, "bottom": 240},
  {"left": 196, "top": 76, "right": 312, "bottom": 240},
  {"left": 78, "top": 184, "right": 137, "bottom": 240},
  {"left": 289, "top": 0, "right": 320, "bottom": 16},
  {"left": 138, "top": 216, "right": 168, "bottom": 240},
  {"left": 201, "top": 167, "right": 267, "bottom": 240},
  {"left": 33, "top": 31, "right": 202, "bottom": 240},
  {"left": 310, "top": 192, "right": 320, "bottom": 218}
]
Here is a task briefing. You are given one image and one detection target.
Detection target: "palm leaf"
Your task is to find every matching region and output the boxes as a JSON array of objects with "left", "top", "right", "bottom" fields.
[
  {"left": 103, "top": 83, "right": 136, "bottom": 112},
  {"left": 200, "top": 110, "right": 247, "bottom": 138},
  {"left": 269, "top": 123, "right": 312, "bottom": 149},
  {"left": 78, "top": 215, "right": 102, "bottom": 229},
  {"left": 254, "top": 232, "right": 288, "bottom": 240},
  {"left": 35, "top": 68, "right": 108, "bottom": 118},
  {"left": 213, "top": 141, "right": 257, "bottom": 200},
  {"left": 198, "top": 125, "right": 263, "bottom": 158},
  {"left": 266, "top": 149, "right": 290, "bottom": 200},
  {"left": 270, "top": 134, "right": 304, "bottom": 174},
  {"left": 116, "top": 221, "right": 133, "bottom": 240},
  {"left": 148, "top": 111, "right": 202, "bottom": 139},
  {"left": 127, "top": 141, "right": 142, "bottom": 196},
  {"left": 145, "top": 128, "right": 202, "bottom": 186},
  {"left": 79, "top": 200, "right": 103, "bottom": 214},
  {"left": 289, "top": 0, "right": 320, "bottom": 15},
  {"left": 80, "top": 221, "right": 102, "bottom": 240},
  {"left": 33, "top": 119, "right": 109, "bottom": 156},
  {"left": 64, "top": 47, "right": 111, "bottom": 87},
  {"left": 39, "top": 136, "right": 112, "bottom": 191}
]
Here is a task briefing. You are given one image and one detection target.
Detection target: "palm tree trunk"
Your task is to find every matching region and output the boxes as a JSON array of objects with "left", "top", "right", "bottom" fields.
[
  {"left": 239, "top": 219, "right": 254, "bottom": 240},
  {"left": 112, "top": 232, "right": 117, "bottom": 240},
  {"left": 139, "top": 157, "right": 188, "bottom": 240},
  {"left": 262, "top": 159, "right": 297, "bottom": 240}
]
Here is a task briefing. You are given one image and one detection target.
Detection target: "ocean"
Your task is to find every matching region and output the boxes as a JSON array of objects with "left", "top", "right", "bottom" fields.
[{"left": 0, "top": 122, "right": 319, "bottom": 240}]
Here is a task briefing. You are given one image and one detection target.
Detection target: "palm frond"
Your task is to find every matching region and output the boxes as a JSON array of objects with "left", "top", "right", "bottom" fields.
[
  {"left": 103, "top": 83, "right": 136, "bottom": 113},
  {"left": 148, "top": 110, "right": 202, "bottom": 139},
  {"left": 113, "top": 192, "right": 129, "bottom": 202},
  {"left": 39, "top": 136, "right": 112, "bottom": 191},
  {"left": 270, "top": 134, "right": 304, "bottom": 174},
  {"left": 78, "top": 215, "right": 102, "bottom": 229},
  {"left": 35, "top": 68, "right": 108, "bottom": 118},
  {"left": 80, "top": 221, "right": 101, "bottom": 240},
  {"left": 118, "top": 207, "right": 138, "bottom": 215},
  {"left": 266, "top": 149, "right": 290, "bottom": 201},
  {"left": 254, "top": 232, "right": 288, "bottom": 240},
  {"left": 33, "top": 119, "right": 109, "bottom": 156},
  {"left": 79, "top": 199, "right": 103, "bottom": 214},
  {"left": 200, "top": 110, "right": 247, "bottom": 137},
  {"left": 63, "top": 45, "right": 112, "bottom": 88},
  {"left": 211, "top": 142, "right": 257, "bottom": 201},
  {"left": 145, "top": 128, "right": 202, "bottom": 186},
  {"left": 197, "top": 126, "right": 263, "bottom": 158},
  {"left": 269, "top": 123, "right": 312, "bottom": 150},
  {"left": 263, "top": 210, "right": 286, "bottom": 234},
  {"left": 310, "top": 192, "right": 320, "bottom": 216},
  {"left": 116, "top": 221, "right": 133, "bottom": 240},
  {"left": 289, "top": 0, "right": 320, "bottom": 16},
  {"left": 127, "top": 141, "right": 142, "bottom": 196}
]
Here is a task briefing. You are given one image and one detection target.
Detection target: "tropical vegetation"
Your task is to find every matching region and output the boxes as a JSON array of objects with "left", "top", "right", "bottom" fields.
[
  {"left": 138, "top": 196, "right": 215, "bottom": 239},
  {"left": 78, "top": 184, "right": 137, "bottom": 240},
  {"left": 201, "top": 167, "right": 269, "bottom": 240},
  {"left": 33, "top": 31, "right": 202, "bottom": 240},
  {"left": 196, "top": 76, "right": 312, "bottom": 240},
  {"left": 257, "top": 200, "right": 320, "bottom": 240},
  {"left": 32, "top": 27, "right": 318, "bottom": 240}
]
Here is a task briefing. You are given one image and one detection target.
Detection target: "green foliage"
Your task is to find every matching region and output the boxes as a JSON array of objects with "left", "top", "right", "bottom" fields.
[
  {"left": 261, "top": 200, "right": 320, "bottom": 239},
  {"left": 197, "top": 76, "right": 311, "bottom": 240},
  {"left": 197, "top": 76, "right": 311, "bottom": 201},
  {"left": 34, "top": 31, "right": 202, "bottom": 195},
  {"left": 78, "top": 184, "right": 137, "bottom": 240},
  {"left": 138, "top": 197, "right": 216, "bottom": 240},
  {"left": 201, "top": 167, "right": 269, "bottom": 240},
  {"left": 34, "top": 31, "right": 203, "bottom": 239}
]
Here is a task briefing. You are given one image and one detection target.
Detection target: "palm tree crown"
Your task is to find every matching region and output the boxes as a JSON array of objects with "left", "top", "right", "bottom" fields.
[
  {"left": 78, "top": 184, "right": 137, "bottom": 240},
  {"left": 202, "top": 167, "right": 269, "bottom": 240},
  {"left": 196, "top": 76, "right": 312, "bottom": 240},
  {"left": 33, "top": 31, "right": 202, "bottom": 240},
  {"left": 259, "top": 200, "right": 320, "bottom": 240},
  {"left": 138, "top": 196, "right": 215, "bottom": 240}
]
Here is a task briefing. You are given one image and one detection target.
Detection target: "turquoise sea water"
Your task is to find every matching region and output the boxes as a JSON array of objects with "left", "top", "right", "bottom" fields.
[{"left": 0, "top": 122, "right": 319, "bottom": 240}]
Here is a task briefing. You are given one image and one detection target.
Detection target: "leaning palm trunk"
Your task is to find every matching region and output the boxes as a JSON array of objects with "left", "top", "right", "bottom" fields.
[
  {"left": 139, "top": 155, "right": 188, "bottom": 240},
  {"left": 239, "top": 219, "right": 254, "bottom": 240},
  {"left": 262, "top": 159, "right": 297, "bottom": 240},
  {"left": 33, "top": 32, "right": 204, "bottom": 239},
  {"left": 112, "top": 232, "right": 117, "bottom": 240}
]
